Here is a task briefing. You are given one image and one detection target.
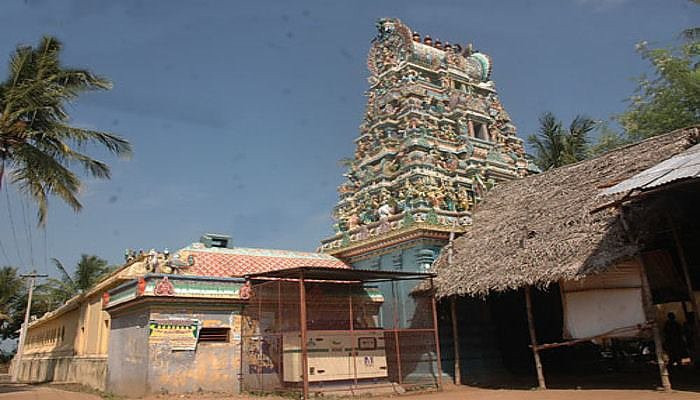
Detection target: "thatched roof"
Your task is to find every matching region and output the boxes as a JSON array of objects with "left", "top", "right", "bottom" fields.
[{"left": 434, "top": 126, "right": 699, "bottom": 298}]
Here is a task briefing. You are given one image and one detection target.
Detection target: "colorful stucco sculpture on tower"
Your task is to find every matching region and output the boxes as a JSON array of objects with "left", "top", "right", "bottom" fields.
[{"left": 321, "top": 18, "right": 537, "bottom": 255}]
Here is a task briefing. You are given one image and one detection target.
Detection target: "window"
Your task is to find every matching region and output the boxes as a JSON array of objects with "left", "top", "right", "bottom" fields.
[
  {"left": 198, "top": 327, "right": 230, "bottom": 342},
  {"left": 474, "top": 122, "right": 489, "bottom": 140}
]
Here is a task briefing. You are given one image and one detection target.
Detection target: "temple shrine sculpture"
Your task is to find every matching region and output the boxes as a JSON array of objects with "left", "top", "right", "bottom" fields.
[
  {"left": 318, "top": 19, "right": 538, "bottom": 380},
  {"left": 320, "top": 18, "right": 537, "bottom": 259}
]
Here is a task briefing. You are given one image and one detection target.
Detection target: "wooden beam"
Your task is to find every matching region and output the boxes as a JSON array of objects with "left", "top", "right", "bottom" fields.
[
  {"left": 524, "top": 286, "right": 546, "bottom": 389},
  {"left": 533, "top": 323, "right": 651, "bottom": 351}
]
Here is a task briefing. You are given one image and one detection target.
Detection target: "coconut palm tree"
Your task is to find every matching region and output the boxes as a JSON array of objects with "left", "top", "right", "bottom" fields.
[
  {"left": 46, "top": 255, "right": 112, "bottom": 305},
  {"left": 527, "top": 112, "right": 597, "bottom": 170},
  {"left": 0, "top": 36, "right": 131, "bottom": 225}
]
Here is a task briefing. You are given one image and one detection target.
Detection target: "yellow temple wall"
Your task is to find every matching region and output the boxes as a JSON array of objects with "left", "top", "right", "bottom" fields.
[
  {"left": 75, "top": 293, "right": 111, "bottom": 356},
  {"left": 14, "top": 291, "right": 111, "bottom": 390},
  {"left": 11, "top": 258, "right": 141, "bottom": 390}
]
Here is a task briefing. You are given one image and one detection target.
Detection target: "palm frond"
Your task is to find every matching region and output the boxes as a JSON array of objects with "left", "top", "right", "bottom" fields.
[
  {"left": 10, "top": 142, "right": 82, "bottom": 224},
  {"left": 7, "top": 46, "right": 32, "bottom": 86},
  {"left": 0, "top": 35, "right": 131, "bottom": 224},
  {"left": 527, "top": 112, "right": 565, "bottom": 170},
  {"left": 54, "top": 125, "right": 132, "bottom": 157},
  {"left": 57, "top": 69, "right": 113, "bottom": 92},
  {"left": 75, "top": 254, "right": 109, "bottom": 292}
]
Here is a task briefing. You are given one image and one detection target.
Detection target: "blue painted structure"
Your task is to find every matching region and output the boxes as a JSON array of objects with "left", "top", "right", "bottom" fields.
[
  {"left": 340, "top": 237, "right": 446, "bottom": 382},
  {"left": 347, "top": 238, "right": 444, "bottom": 329}
]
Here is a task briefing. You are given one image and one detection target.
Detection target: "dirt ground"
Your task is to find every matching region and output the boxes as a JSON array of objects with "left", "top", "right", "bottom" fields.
[
  {"left": 0, "top": 384, "right": 104, "bottom": 400},
  {"left": 0, "top": 383, "right": 699, "bottom": 400},
  {"left": 138, "top": 385, "right": 700, "bottom": 400},
  {"left": 387, "top": 385, "right": 700, "bottom": 400}
]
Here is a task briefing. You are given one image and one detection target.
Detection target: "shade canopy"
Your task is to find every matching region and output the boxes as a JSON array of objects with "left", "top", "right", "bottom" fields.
[{"left": 246, "top": 266, "right": 435, "bottom": 283}]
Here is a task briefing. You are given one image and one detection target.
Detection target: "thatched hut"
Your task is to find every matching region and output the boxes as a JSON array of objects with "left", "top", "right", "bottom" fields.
[{"left": 433, "top": 126, "right": 700, "bottom": 390}]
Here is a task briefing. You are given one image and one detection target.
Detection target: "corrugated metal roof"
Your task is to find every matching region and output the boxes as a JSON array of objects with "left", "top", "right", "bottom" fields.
[{"left": 602, "top": 143, "right": 700, "bottom": 195}]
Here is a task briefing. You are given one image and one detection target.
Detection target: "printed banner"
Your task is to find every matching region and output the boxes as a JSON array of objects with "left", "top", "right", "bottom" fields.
[{"left": 149, "top": 319, "right": 200, "bottom": 350}]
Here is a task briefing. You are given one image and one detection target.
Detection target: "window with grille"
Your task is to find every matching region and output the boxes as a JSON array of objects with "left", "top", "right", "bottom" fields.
[{"left": 198, "top": 327, "right": 230, "bottom": 342}]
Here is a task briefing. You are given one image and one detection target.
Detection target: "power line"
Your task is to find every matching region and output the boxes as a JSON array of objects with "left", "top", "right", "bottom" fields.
[
  {"left": 3, "top": 185, "right": 24, "bottom": 266},
  {"left": 20, "top": 196, "right": 35, "bottom": 269},
  {"left": 0, "top": 236, "right": 11, "bottom": 266},
  {"left": 42, "top": 227, "right": 48, "bottom": 276}
]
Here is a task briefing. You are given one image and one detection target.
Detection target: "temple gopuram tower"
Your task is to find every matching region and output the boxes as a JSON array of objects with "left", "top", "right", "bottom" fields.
[{"left": 320, "top": 18, "right": 536, "bottom": 327}]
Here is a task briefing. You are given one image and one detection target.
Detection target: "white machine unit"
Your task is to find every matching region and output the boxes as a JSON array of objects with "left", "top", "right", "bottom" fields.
[{"left": 282, "top": 330, "right": 388, "bottom": 382}]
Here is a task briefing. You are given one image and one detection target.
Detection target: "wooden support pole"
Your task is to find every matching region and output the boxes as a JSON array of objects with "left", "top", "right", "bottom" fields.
[
  {"left": 637, "top": 254, "right": 672, "bottom": 391},
  {"left": 299, "top": 272, "right": 310, "bottom": 399},
  {"left": 447, "top": 231, "right": 461, "bottom": 385},
  {"left": 450, "top": 297, "right": 461, "bottom": 385},
  {"left": 392, "top": 281, "right": 403, "bottom": 385},
  {"left": 349, "top": 288, "right": 358, "bottom": 389},
  {"left": 619, "top": 210, "right": 671, "bottom": 391},
  {"left": 524, "top": 286, "right": 546, "bottom": 389},
  {"left": 430, "top": 278, "right": 444, "bottom": 390}
]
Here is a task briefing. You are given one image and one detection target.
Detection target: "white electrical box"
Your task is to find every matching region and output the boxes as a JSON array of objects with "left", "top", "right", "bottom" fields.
[{"left": 282, "top": 330, "right": 388, "bottom": 382}]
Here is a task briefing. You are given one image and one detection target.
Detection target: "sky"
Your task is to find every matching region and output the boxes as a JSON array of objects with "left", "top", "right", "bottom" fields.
[{"left": 0, "top": 0, "right": 697, "bottom": 277}]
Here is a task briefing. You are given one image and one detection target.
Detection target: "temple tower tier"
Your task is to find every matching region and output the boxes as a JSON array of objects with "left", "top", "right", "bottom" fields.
[{"left": 321, "top": 18, "right": 536, "bottom": 257}]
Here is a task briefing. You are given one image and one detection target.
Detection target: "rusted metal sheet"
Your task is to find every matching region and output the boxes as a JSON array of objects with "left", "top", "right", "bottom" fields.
[{"left": 602, "top": 143, "right": 700, "bottom": 195}]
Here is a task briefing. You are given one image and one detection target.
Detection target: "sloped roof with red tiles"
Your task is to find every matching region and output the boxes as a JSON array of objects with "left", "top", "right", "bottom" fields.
[{"left": 175, "top": 244, "right": 350, "bottom": 278}]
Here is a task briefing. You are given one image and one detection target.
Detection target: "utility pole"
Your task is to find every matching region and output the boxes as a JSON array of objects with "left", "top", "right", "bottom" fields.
[{"left": 12, "top": 271, "right": 47, "bottom": 382}]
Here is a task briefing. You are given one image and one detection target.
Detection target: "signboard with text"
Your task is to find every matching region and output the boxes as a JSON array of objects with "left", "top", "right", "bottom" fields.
[{"left": 148, "top": 319, "right": 200, "bottom": 350}]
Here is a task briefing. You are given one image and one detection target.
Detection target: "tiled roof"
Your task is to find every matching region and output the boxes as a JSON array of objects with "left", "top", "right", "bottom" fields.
[{"left": 176, "top": 244, "right": 350, "bottom": 278}]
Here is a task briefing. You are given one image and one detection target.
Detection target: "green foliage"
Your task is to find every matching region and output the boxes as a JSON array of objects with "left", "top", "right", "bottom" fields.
[
  {"left": 3, "top": 286, "right": 55, "bottom": 340},
  {"left": 617, "top": 29, "right": 700, "bottom": 139},
  {"left": 45, "top": 254, "right": 112, "bottom": 305},
  {"left": 0, "top": 266, "right": 23, "bottom": 322},
  {"left": 0, "top": 36, "right": 131, "bottom": 225},
  {"left": 527, "top": 112, "right": 597, "bottom": 170},
  {"left": 586, "top": 3, "right": 700, "bottom": 153},
  {"left": 0, "top": 256, "right": 111, "bottom": 340},
  {"left": 589, "top": 122, "right": 630, "bottom": 157},
  {"left": 0, "top": 268, "right": 54, "bottom": 340}
]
